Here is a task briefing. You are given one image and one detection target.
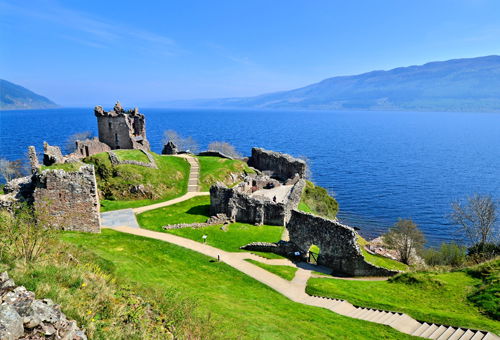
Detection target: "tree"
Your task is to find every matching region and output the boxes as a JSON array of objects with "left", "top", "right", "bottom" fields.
[
  {"left": 207, "top": 141, "right": 241, "bottom": 158},
  {"left": 450, "top": 194, "right": 498, "bottom": 246},
  {"left": 163, "top": 130, "right": 199, "bottom": 153},
  {"left": 0, "top": 158, "right": 25, "bottom": 182},
  {"left": 383, "top": 218, "right": 426, "bottom": 265},
  {"left": 65, "top": 131, "right": 93, "bottom": 153}
]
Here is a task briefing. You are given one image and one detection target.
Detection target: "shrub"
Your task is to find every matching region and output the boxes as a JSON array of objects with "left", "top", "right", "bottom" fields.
[
  {"left": 299, "top": 181, "right": 338, "bottom": 219},
  {"left": 422, "top": 242, "right": 467, "bottom": 267},
  {"left": 207, "top": 141, "right": 241, "bottom": 158},
  {"left": 383, "top": 219, "right": 426, "bottom": 265},
  {"left": 388, "top": 272, "right": 445, "bottom": 288},
  {"left": 468, "top": 242, "right": 500, "bottom": 262}
]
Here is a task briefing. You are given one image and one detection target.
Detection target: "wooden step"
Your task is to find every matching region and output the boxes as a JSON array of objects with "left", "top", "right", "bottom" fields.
[
  {"left": 412, "top": 322, "right": 431, "bottom": 336},
  {"left": 483, "top": 333, "right": 500, "bottom": 340},
  {"left": 429, "top": 325, "right": 448, "bottom": 339},
  {"left": 470, "top": 332, "right": 486, "bottom": 340},
  {"left": 459, "top": 329, "right": 476, "bottom": 340},
  {"left": 437, "top": 327, "right": 459, "bottom": 340},
  {"left": 448, "top": 328, "right": 465, "bottom": 340}
]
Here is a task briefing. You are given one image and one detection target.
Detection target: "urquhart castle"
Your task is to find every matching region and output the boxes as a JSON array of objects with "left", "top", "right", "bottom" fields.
[{"left": 0, "top": 102, "right": 396, "bottom": 277}]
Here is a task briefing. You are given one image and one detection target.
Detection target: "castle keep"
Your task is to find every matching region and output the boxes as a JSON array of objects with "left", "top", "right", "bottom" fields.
[{"left": 94, "top": 101, "right": 150, "bottom": 152}]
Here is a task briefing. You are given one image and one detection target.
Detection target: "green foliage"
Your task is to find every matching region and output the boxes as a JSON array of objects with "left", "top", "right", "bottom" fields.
[
  {"left": 113, "top": 149, "right": 151, "bottom": 163},
  {"left": 307, "top": 269, "right": 500, "bottom": 334},
  {"left": 7, "top": 238, "right": 214, "bottom": 339},
  {"left": 383, "top": 218, "right": 425, "bottom": 265},
  {"left": 245, "top": 259, "right": 297, "bottom": 281},
  {"left": 357, "top": 236, "right": 408, "bottom": 272},
  {"left": 40, "top": 162, "right": 84, "bottom": 172},
  {"left": 422, "top": 242, "right": 467, "bottom": 267},
  {"left": 61, "top": 229, "right": 415, "bottom": 339},
  {"left": 83, "top": 152, "right": 190, "bottom": 211},
  {"left": 299, "top": 180, "right": 338, "bottom": 219},
  {"left": 465, "top": 259, "right": 500, "bottom": 320},
  {"left": 468, "top": 242, "right": 500, "bottom": 262},
  {"left": 197, "top": 156, "right": 255, "bottom": 191}
]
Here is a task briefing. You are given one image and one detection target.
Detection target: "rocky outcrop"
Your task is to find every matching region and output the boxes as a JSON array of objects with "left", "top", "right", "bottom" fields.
[
  {"left": 108, "top": 151, "right": 157, "bottom": 169},
  {"left": 286, "top": 210, "right": 398, "bottom": 276},
  {"left": 248, "top": 147, "right": 306, "bottom": 180},
  {"left": 0, "top": 272, "right": 87, "bottom": 340}
]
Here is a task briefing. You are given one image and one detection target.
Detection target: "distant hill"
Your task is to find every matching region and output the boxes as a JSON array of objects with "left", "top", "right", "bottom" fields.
[
  {"left": 0, "top": 79, "right": 57, "bottom": 110},
  {"left": 172, "top": 55, "right": 500, "bottom": 112}
]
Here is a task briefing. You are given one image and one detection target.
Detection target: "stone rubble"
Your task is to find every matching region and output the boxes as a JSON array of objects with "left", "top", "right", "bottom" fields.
[{"left": 0, "top": 272, "right": 87, "bottom": 340}]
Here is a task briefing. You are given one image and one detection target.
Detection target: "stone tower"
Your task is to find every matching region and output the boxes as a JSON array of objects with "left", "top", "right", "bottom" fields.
[{"left": 94, "top": 101, "right": 150, "bottom": 151}]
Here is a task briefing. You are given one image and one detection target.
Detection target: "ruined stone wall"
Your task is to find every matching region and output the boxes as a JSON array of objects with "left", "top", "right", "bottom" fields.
[
  {"left": 43, "top": 142, "right": 64, "bottom": 166},
  {"left": 209, "top": 183, "right": 286, "bottom": 225},
  {"left": 248, "top": 147, "right": 306, "bottom": 180},
  {"left": 73, "top": 138, "right": 111, "bottom": 158},
  {"left": 94, "top": 102, "right": 150, "bottom": 152},
  {"left": 28, "top": 146, "right": 39, "bottom": 173},
  {"left": 286, "top": 210, "right": 397, "bottom": 276},
  {"left": 32, "top": 165, "right": 101, "bottom": 233}
]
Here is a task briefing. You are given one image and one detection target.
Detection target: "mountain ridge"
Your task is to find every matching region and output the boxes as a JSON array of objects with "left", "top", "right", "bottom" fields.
[{"left": 0, "top": 79, "right": 58, "bottom": 110}]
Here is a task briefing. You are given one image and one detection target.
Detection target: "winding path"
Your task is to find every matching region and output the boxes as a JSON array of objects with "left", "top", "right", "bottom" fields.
[{"left": 100, "top": 155, "right": 499, "bottom": 340}]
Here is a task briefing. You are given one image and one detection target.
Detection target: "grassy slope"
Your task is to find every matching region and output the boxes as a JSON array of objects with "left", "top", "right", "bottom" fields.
[
  {"left": 83, "top": 151, "right": 189, "bottom": 212},
  {"left": 113, "top": 149, "right": 150, "bottom": 163},
  {"left": 40, "top": 162, "right": 84, "bottom": 171},
  {"left": 197, "top": 156, "right": 255, "bottom": 191},
  {"left": 245, "top": 259, "right": 298, "bottom": 281},
  {"left": 62, "top": 230, "right": 414, "bottom": 339},
  {"left": 357, "top": 236, "right": 409, "bottom": 272},
  {"left": 137, "top": 196, "right": 283, "bottom": 252},
  {"left": 307, "top": 271, "right": 500, "bottom": 334},
  {"left": 298, "top": 180, "right": 338, "bottom": 220}
]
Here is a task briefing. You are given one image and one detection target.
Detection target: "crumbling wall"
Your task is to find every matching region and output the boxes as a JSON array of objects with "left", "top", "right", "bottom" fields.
[
  {"left": 73, "top": 138, "right": 111, "bottom": 158},
  {"left": 43, "top": 142, "right": 64, "bottom": 166},
  {"left": 27, "top": 146, "right": 39, "bottom": 173},
  {"left": 162, "top": 141, "right": 178, "bottom": 155},
  {"left": 32, "top": 165, "right": 101, "bottom": 233},
  {"left": 248, "top": 147, "right": 306, "bottom": 180},
  {"left": 286, "top": 210, "right": 397, "bottom": 276},
  {"left": 94, "top": 102, "right": 150, "bottom": 151}
]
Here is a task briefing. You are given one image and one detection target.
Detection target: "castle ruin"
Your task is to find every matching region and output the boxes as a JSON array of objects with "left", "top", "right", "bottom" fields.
[{"left": 94, "top": 101, "right": 150, "bottom": 151}]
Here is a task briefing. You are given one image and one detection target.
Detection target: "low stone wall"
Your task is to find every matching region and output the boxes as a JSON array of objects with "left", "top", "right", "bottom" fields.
[
  {"left": 240, "top": 241, "right": 300, "bottom": 257},
  {"left": 32, "top": 165, "right": 101, "bottom": 233},
  {"left": 286, "top": 210, "right": 398, "bottom": 276},
  {"left": 73, "top": 138, "right": 111, "bottom": 158},
  {"left": 248, "top": 147, "right": 306, "bottom": 180},
  {"left": 163, "top": 213, "right": 230, "bottom": 230},
  {"left": 108, "top": 150, "right": 157, "bottom": 169},
  {"left": 197, "top": 150, "right": 234, "bottom": 159},
  {"left": 0, "top": 272, "right": 87, "bottom": 340}
]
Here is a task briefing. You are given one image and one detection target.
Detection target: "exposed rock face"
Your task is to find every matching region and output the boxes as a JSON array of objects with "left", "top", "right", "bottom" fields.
[
  {"left": 286, "top": 210, "right": 398, "bottom": 276},
  {"left": 32, "top": 165, "right": 101, "bottom": 233},
  {"left": 248, "top": 147, "right": 306, "bottom": 180},
  {"left": 162, "top": 141, "right": 178, "bottom": 155},
  {"left": 0, "top": 272, "right": 87, "bottom": 340},
  {"left": 42, "top": 142, "right": 64, "bottom": 166},
  {"left": 94, "top": 101, "right": 150, "bottom": 152},
  {"left": 73, "top": 138, "right": 111, "bottom": 158}
]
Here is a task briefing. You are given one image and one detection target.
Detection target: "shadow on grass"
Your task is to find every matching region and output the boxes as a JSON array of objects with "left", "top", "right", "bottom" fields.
[{"left": 186, "top": 204, "right": 211, "bottom": 217}]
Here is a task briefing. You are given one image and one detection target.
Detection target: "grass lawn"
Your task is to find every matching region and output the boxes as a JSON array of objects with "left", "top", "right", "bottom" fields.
[
  {"left": 245, "top": 259, "right": 298, "bottom": 281},
  {"left": 250, "top": 251, "right": 286, "bottom": 260},
  {"left": 307, "top": 271, "right": 500, "bottom": 334},
  {"left": 61, "top": 230, "right": 415, "bottom": 339},
  {"left": 357, "top": 236, "right": 408, "bottom": 272},
  {"left": 197, "top": 156, "right": 255, "bottom": 191},
  {"left": 137, "top": 196, "right": 284, "bottom": 252},
  {"left": 113, "top": 149, "right": 151, "bottom": 163},
  {"left": 40, "top": 162, "right": 84, "bottom": 172},
  {"left": 84, "top": 152, "right": 190, "bottom": 212}
]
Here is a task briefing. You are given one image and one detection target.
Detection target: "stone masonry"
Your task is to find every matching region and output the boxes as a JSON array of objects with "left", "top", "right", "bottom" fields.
[
  {"left": 94, "top": 101, "right": 150, "bottom": 151},
  {"left": 286, "top": 210, "right": 398, "bottom": 276},
  {"left": 248, "top": 147, "right": 307, "bottom": 180},
  {"left": 73, "top": 137, "right": 111, "bottom": 158},
  {"left": 32, "top": 165, "right": 101, "bottom": 233}
]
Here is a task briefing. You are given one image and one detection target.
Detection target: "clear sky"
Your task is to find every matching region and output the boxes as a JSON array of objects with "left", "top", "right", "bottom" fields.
[{"left": 1, "top": 0, "right": 500, "bottom": 106}]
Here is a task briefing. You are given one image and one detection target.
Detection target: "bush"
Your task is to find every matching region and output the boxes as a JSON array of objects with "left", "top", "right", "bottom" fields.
[
  {"left": 207, "top": 141, "right": 241, "bottom": 158},
  {"left": 299, "top": 181, "right": 338, "bottom": 220},
  {"left": 388, "top": 272, "right": 445, "bottom": 288},
  {"left": 423, "top": 242, "right": 467, "bottom": 267},
  {"left": 468, "top": 242, "right": 500, "bottom": 262}
]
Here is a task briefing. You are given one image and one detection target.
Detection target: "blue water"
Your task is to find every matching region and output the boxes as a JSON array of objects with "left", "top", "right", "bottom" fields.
[{"left": 1, "top": 108, "right": 499, "bottom": 246}]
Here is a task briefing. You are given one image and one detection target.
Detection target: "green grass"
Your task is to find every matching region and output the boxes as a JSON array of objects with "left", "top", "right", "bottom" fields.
[
  {"left": 299, "top": 180, "right": 338, "bottom": 219},
  {"left": 357, "top": 236, "right": 408, "bottom": 272},
  {"left": 197, "top": 156, "right": 255, "bottom": 191},
  {"left": 307, "top": 270, "right": 500, "bottom": 334},
  {"left": 113, "top": 149, "right": 151, "bottom": 163},
  {"left": 250, "top": 251, "right": 286, "bottom": 260},
  {"left": 465, "top": 259, "right": 499, "bottom": 320},
  {"left": 61, "top": 229, "right": 415, "bottom": 339},
  {"left": 40, "top": 162, "right": 84, "bottom": 172},
  {"left": 137, "top": 196, "right": 284, "bottom": 252},
  {"left": 84, "top": 152, "right": 189, "bottom": 212},
  {"left": 245, "top": 259, "right": 298, "bottom": 281}
]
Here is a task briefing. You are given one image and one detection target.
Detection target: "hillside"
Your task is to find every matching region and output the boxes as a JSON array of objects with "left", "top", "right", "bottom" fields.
[
  {"left": 173, "top": 55, "right": 500, "bottom": 112},
  {"left": 0, "top": 79, "right": 57, "bottom": 110}
]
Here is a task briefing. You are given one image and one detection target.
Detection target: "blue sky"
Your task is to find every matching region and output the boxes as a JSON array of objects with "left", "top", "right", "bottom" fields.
[{"left": 1, "top": 0, "right": 500, "bottom": 106}]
